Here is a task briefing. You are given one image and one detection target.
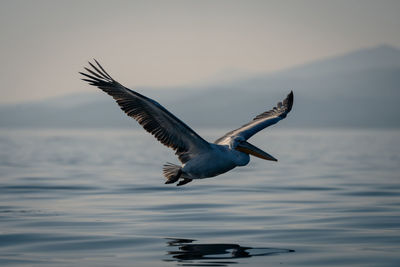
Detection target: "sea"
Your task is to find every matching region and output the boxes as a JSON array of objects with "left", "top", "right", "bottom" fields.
[{"left": 0, "top": 128, "right": 399, "bottom": 266}]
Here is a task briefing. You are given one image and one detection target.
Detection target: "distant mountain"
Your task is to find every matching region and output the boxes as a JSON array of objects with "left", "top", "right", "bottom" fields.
[
  {"left": 0, "top": 88, "right": 186, "bottom": 128},
  {"left": 171, "top": 45, "right": 400, "bottom": 128},
  {"left": 1, "top": 45, "right": 400, "bottom": 129}
]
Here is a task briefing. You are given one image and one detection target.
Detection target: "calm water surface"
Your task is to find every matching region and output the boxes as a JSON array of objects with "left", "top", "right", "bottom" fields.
[{"left": 0, "top": 128, "right": 399, "bottom": 266}]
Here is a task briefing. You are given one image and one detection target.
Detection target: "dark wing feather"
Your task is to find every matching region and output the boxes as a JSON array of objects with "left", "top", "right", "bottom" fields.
[
  {"left": 215, "top": 91, "right": 293, "bottom": 144},
  {"left": 80, "top": 60, "right": 210, "bottom": 163}
]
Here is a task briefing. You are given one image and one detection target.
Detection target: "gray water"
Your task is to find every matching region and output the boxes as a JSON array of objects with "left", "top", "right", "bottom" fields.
[{"left": 0, "top": 128, "right": 399, "bottom": 266}]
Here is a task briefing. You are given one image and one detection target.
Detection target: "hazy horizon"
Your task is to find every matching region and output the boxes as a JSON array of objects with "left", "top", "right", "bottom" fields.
[
  {"left": 1, "top": 43, "right": 399, "bottom": 106},
  {"left": 1, "top": 43, "right": 399, "bottom": 129}
]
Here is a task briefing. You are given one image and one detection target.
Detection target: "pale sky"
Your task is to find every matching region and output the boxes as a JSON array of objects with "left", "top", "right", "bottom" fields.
[{"left": 1, "top": 0, "right": 400, "bottom": 103}]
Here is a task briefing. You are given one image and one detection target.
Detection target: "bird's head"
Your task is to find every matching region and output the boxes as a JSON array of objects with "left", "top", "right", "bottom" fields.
[{"left": 232, "top": 136, "right": 277, "bottom": 162}]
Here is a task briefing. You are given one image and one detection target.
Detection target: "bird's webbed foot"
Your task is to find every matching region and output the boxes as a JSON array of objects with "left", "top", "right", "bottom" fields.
[
  {"left": 165, "top": 176, "right": 179, "bottom": 184},
  {"left": 177, "top": 178, "right": 192, "bottom": 186}
]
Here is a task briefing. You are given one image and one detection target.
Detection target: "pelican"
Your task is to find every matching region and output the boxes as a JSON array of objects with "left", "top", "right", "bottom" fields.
[{"left": 80, "top": 60, "right": 293, "bottom": 186}]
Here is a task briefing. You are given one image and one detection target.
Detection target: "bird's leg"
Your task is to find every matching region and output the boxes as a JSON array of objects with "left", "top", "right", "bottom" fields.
[
  {"left": 177, "top": 178, "right": 192, "bottom": 186},
  {"left": 165, "top": 169, "right": 182, "bottom": 184}
]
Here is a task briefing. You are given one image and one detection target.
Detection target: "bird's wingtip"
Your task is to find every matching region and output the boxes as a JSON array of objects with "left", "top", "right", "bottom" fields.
[{"left": 286, "top": 90, "right": 294, "bottom": 111}]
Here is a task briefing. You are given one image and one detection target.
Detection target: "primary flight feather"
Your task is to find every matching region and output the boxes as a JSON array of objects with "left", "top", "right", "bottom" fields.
[{"left": 80, "top": 60, "right": 293, "bottom": 186}]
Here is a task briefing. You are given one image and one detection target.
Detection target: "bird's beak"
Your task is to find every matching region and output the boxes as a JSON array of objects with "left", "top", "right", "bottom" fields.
[{"left": 236, "top": 141, "right": 278, "bottom": 161}]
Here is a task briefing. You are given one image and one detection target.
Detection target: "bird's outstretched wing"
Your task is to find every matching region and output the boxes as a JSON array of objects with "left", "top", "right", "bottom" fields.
[
  {"left": 80, "top": 60, "right": 210, "bottom": 163},
  {"left": 215, "top": 91, "right": 293, "bottom": 144}
]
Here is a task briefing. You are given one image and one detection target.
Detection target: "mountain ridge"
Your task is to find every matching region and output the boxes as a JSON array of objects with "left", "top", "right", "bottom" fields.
[{"left": 1, "top": 44, "right": 399, "bottom": 129}]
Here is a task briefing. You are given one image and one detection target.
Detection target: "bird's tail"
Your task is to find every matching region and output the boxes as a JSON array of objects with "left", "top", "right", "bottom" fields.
[{"left": 163, "top": 163, "right": 182, "bottom": 184}]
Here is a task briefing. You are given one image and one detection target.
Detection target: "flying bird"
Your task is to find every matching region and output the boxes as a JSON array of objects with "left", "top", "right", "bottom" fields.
[{"left": 80, "top": 60, "right": 293, "bottom": 186}]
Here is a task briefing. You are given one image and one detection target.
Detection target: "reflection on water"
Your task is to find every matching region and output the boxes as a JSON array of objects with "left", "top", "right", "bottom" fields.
[
  {"left": 0, "top": 129, "right": 399, "bottom": 266},
  {"left": 165, "top": 238, "right": 294, "bottom": 266}
]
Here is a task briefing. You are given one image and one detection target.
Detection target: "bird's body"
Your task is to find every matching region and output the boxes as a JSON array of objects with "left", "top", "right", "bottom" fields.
[
  {"left": 80, "top": 60, "right": 293, "bottom": 186},
  {"left": 182, "top": 143, "right": 250, "bottom": 179}
]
